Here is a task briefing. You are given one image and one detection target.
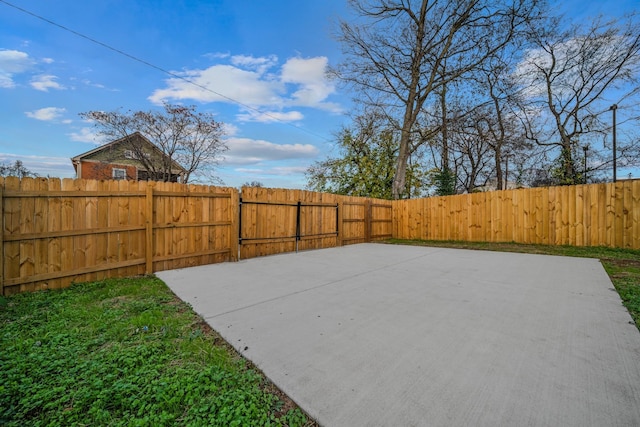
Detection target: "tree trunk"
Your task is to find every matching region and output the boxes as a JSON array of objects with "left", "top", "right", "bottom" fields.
[
  {"left": 392, "top": 115, "right": 414, "bottom": 199},
  {"left": 561, "top": 137, "right": 576, "bottom": 183},
  {"left": 440, "top": 81, "right": 449, "bottom": 172},
  {"left": 495, "top": 147, "right": 503, "bottom": 190}
]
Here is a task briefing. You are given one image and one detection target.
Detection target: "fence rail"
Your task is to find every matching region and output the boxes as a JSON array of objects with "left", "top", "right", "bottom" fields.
[{"left": 2, "top": 177, "right": 637, "bottom": 296}]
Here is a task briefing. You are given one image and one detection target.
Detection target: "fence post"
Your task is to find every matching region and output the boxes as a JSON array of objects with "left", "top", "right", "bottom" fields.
[
  {"left": 365, "top": 199, "right": 372, "bottom": 242},
  {"left": 0, "top": 186, "right": 3, "bottom": 296},
  {"left": 229, "top": 189, "right": 240, "bottom": 262},
  {"left": 145, "top": 183, "right": 154, "bottom": 275},
  {"left": 295, "top": 200, "right": 301, "bottom": 252},
  {"left": 337, "top": 200, "right": 343, "bottom": 246},
  {"left": 391, "top": 200, "right": 398, "bottom": 239}
]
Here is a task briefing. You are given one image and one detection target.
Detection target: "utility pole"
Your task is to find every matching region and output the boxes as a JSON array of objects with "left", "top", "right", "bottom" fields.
[{"left": 610, "top": 104, "right": 617, "bottom": 183}]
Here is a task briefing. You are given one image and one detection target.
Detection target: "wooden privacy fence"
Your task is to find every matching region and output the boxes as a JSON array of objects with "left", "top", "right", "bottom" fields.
[
  {"left": 3, "top": 177, "right": 637, "bottom": 296},
  {"left": 0, "top": 177, "right": 238, "bottom": 296},
  {"left": 393, "top": 180, "right": 640, "bottom": 249},
  {"left": 0, "top": 178, "right": 392, "bottom": 296}
]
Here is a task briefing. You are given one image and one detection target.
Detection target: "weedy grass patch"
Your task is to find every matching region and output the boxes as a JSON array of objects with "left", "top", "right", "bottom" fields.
[
  {"left": 385, "top": 239, "right": 640, "bottom": 330},
  {"left": 0, "top": 276, "right": 311, "bottom": 426}
]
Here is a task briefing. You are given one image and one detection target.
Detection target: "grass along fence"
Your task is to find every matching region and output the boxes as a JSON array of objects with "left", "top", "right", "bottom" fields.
[
  {"left": 0, "top": 178, "right": 392, "bottom": 296},
  {"left": 393, "top": 180, "right": 640, "bottom": 249}
]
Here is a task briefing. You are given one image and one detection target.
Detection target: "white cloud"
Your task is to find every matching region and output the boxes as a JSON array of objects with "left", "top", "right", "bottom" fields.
[
  {"left": 222, "top": 122, "right": 239, "bottom": 136},
  {"left": 237, "top": 110, "right": 304, "bottom": 123},
  {"left": 78, "top": 78, "right": 119, "bottom": 91},
  {"left": 513, "top": 36, "right": 628, "bottom": 100},
  {"left": 203, "top": 52, "right": 230, "bottom": 60},
  {"left": 222, "top": 137, "right": 319, "bottom": 165},
  {"left": 236, "top": 166, "right": 309, "bottom": 176},
  {"left": 30, "top": 74, "right": 65, "bottom": 91},
  {"left": 230, "top": 54, "right": 278, "bottom": 73},
  {"left": 82, "top": 79, "right": 105, "bottom": 88},
  {"left": 0, "top": 74, "right": 13, "bottom": 88},
  {"left": 281, "top": 57, "right": 340, "bottom": 112},
  {"left": 41, "top": 58, "right": 55, "bottom": 64},
  {"left": 149, "top": 54, "right": 341, "bottom": 120},
  {"left": 0, "top": 49, "right": 32, "bottom": 73},
  {"left": 25, "top": 107, "right": 67, "bottom": 121},
  {"left": 68, "top": 127, "right": 102, "bottom": 144},
  {"left": 149, "top": 64, "right": 281, "bottom": 106},
  {"left": 0, "top": 49, "right": 33, "bottom": 88}
]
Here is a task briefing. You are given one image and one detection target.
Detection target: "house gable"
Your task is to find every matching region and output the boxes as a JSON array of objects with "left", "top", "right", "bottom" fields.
[{"left": 71, "top": 132, "right": 187, "bottom": 182}]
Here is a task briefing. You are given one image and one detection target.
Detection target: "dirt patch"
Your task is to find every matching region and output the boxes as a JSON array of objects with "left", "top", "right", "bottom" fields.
[
  {"left": 101, "top": 295, "right": 132, "bottom": 307},
  {"left": 603, "top": 258, "right": 640, "bottom": 269}
]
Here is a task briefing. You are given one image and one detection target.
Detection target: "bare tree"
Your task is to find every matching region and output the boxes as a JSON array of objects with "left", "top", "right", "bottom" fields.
[
  {"left": 475, "top": 57, "right": 520, "bottom": 189},
  {"left": 81, "top": 103, "right": 227, "bottom": 183},
  {"left": 451, "top": 114, "right": 494, "bottom": 192},
  {"left": 515, "top": 14, "right": 640, "bottom": 184},
  {"left": 333, "top": 0, "right": 543, "bottom": 199},
  {"left": 416, "top": 51, "right": 534, "bottom": 193}
]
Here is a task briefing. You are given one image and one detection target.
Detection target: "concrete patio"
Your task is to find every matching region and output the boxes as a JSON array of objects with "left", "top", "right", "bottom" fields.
[{"left": 158, "top": 243, "right": 640, "bottom": 426}]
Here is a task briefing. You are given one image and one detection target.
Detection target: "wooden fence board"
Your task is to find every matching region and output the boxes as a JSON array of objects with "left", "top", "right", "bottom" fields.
[
  {"left": 19, "top": 178, "right": 36, "bottom": 292},
  {"left": 393, "top": 181, "right": 640, "bottom": 249},
  {"left": 34, "top": 179, "right": 48, "bottom": 285},
  {"left": 575, "top": 185, "right": 585, "bottom": 247},
  {"left": 566, "top": 185, "right": 578, "bottom": 244},
  {"left": 83, "top": 179, "right": 98, "bottom": 284},
  {"left": 614, "top": 182, "right": 625, "bottom": 248},
  {"left": 4, "top": 178, "right": 20, "bottom": 291},
  {"left": 605, "top": 183, "right": 614, "bottom": 246},
  {"left": 51, "top": 180, "right": 66, "bottom": 286},
  {"left": 622, "top": 181, "right": 631, "bottom": 249},
  {"left": 101, "top": 180, "right": 115, "bottom": 280},
  {"left": 632, "top": 180, "right": 640, "bottom": 249},
  {"left": 0, "top": 187, "right": 3, "bottom": 296}
]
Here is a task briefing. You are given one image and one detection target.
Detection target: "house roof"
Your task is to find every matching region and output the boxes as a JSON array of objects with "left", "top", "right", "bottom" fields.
[{"left": 71, "top": 131, "right": 187, "bottom": 174}]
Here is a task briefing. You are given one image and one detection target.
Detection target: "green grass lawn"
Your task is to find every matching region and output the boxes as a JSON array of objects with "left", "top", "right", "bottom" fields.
[
  {"left": 0, "top": 277, "right": 312, "bottom": 427},
  {"left": 385, "top": 239, "right": 640, "bottom": 330}
]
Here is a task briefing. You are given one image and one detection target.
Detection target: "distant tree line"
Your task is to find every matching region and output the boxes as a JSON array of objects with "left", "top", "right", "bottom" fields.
[{"left": 0, "top": 160, "right": 37, "bottom": 178}]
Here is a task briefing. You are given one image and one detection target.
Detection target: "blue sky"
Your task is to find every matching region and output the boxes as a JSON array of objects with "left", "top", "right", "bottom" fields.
[
  {"left": 0, "top": 0, "right": 638, "bottom": 188},
  {"left": 0, "top": 0, "right": 352, "bottom": 188}
]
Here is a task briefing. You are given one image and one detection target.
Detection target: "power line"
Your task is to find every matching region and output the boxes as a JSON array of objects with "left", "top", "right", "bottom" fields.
[{"left": 0, "top": 0, "right": 332, "bottom": 143}]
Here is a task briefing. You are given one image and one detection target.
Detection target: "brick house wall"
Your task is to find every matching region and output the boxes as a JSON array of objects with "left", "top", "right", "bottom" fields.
[{"left": 78, "top": 161, "right": 138, "bottom": 181}]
